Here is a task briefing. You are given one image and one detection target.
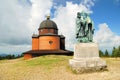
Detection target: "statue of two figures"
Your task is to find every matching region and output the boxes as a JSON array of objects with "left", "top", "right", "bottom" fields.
[{"left": 76, "top": 12, "right": 95, "bottom": 43}]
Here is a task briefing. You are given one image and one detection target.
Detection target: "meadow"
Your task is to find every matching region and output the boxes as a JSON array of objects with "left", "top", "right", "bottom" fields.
[{"left": 0, "top": 55, "right": 120, "bottom": 80}]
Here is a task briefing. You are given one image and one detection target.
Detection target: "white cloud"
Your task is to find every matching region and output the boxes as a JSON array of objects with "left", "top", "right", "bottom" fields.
[
  {"left": 0, "top": 0, "right": 53, "bottom": 54},
  {"left": 29, "top": 0, "right": 53, "bottom": 33},
  {"left": 53, "top": 0, "right": 95, "bottom": 50},
  {"left": 0, "top": 0, "right": 32, "bottom": 54},
  {"left": 81, "top": 0, "right": 95, "bottom": 11},
  {"left": 94, "top": 23, "right": 120, "bottom": 52},
  {"left": 0, "top": 0, "right": 32, "bottom": 45}
]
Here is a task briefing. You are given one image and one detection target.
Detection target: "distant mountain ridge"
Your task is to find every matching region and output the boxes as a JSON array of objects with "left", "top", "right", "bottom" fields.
[{"left": 0, "top": 53, "right": 8, "bottom": 57}]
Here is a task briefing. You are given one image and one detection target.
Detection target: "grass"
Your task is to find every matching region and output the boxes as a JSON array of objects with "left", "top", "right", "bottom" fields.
[
  {"left": 0, "top": 55, "right": 120, "bottom": 80},
  {"left": 25, "top": 55, "right": 70, "bottom": 66}
]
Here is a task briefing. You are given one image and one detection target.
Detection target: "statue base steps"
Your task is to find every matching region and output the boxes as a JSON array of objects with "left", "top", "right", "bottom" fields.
[{"left": 69, "top": 43, "right": 107, "bottom": 73}]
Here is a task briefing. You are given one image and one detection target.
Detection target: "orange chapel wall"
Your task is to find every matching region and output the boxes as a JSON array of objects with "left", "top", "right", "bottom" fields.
[
  {"left": 32, "top": 38, "right": 39, "bottom": 50},
  {"left": 24, "top": 54, "right": 32, "bottom": 60},
  {"left": 39, "top": 36, "right": 60, "bottom": 50}
]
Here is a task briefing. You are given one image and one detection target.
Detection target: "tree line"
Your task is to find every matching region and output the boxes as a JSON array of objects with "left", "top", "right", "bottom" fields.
[
  {"left": 99, "top": 46, "right": 120, "bottom": 57},
  {"left": 0, "top": 46, "right": 120, "bottom": 60},
  {"left": 0, "top": 54, "right": 23, "bottom": 60}
]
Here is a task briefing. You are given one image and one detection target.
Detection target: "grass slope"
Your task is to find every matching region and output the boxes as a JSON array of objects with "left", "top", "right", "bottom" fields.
[{"left": 0, "top": 55, "right": 120, "bottom": 80}]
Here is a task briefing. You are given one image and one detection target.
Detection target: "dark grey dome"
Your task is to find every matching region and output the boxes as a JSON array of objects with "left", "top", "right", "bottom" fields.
[{"left": 39, "top": 17, "right": 58, "bottom": 30}]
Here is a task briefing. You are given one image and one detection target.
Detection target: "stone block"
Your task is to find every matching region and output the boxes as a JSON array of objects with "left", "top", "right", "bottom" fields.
[{"left": 69, "top": 43, "right": 107, "bottom": 73}]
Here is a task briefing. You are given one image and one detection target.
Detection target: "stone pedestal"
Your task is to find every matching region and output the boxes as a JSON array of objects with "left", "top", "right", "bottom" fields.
[{"left": 69, "top": 43, "right": 107, "bottom": 73}]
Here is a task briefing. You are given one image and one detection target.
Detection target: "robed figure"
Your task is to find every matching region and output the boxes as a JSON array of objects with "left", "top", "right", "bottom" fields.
[{"left": 76, "top": 12, "right": 94, "bottom": 43}]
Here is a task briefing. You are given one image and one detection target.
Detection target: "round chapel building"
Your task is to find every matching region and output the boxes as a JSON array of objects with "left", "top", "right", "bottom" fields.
[{"left": 23, "top": 16, "right": 73, "bottom": 60}]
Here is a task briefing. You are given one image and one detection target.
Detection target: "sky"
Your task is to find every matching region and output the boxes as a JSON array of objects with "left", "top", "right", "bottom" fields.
[{"left": 0, "top": 0, "right": 120, "bottom": 54}]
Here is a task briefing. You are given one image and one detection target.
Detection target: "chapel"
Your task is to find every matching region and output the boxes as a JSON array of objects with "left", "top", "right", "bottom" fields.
[{"left": 23, "top": 16, "right": 73, "bottom": 60}]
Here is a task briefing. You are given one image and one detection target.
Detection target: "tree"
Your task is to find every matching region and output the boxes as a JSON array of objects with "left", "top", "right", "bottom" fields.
[
  {"left": 0, "top": 56, "right": 3, "bottom": 60},
  {"left": 118, "top": 46, "right": 120, "bottom": 57},
  {"left": 111, "top": 47, "right": 116, "bottom": 57},
  {"left": 0, "top": 54, "right": 23, "bottom": 60},
  {"left": 5, "top": 54, "right": 15, "bottom": 59},
  {"left": 99, "top": 50, "right": 104, "bottom": 57},
  {"left": 105, "top": 49, "right": 109, "bottom": 57},
  {"left": 111, "top": 46, "right": 120, "bottom": 58}
]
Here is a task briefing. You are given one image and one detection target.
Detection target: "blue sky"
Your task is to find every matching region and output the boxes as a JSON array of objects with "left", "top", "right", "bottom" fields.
[
  {"left": 0, "top": 0, "right": 120, "bottom": 54},
  {"left": 52, "top": 0, "right": 120, "bottom": 34},
  {"left": 91, "top": 0, "right": 120, "bottom": 34}
]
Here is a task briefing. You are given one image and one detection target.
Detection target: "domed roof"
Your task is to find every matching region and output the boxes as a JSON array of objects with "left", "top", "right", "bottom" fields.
[{"left": 39, "top": 16, "right": 58, "bottom": 30}]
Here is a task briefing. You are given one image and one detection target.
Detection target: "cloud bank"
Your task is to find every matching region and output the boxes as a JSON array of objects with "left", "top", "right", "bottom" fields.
[
  {"left": 0, "top": 0, "right": 32, "bottom": 54},
  {"left": 30, "top": 0, "right": 53, "bottom": 32},
  {"left": 0, "top": 0, "right": 120, "bottom": 54},
  {"left": 94, "top": 23, "right": 120, "bottom": 52},
  {"left": 0, "top": 0, "right": 31, "bottom": 45}
]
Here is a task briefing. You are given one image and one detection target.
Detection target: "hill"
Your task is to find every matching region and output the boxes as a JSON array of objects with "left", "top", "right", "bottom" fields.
[{"left": 0, "top": 55, "right": 120, "bottom": 80}]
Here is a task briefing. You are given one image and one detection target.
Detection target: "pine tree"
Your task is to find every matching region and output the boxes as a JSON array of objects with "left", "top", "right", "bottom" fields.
[
  {"left": 99, "top": 50, "right": 104, "bottom": 57},
  {"left": 111, "top": 46, "right": 120, "bottom": 58},
  {"left": 0, "top": 56, "right": 2, "bottom": 60},
  {"left": 118, "top": 46, "right": 120, "bottom": 57},
  {"left": 115, "top": 47, "right": 119, "bottom": 58},
  {"left": 111, "top": 47, "right": 116, "bottom": 57},
  {"left": 105, "top": 49, "right": 109, "bottom": 57}
]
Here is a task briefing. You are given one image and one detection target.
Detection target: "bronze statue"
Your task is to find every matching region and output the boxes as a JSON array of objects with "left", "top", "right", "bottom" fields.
[{"left": 76, "top": 12, "right": 94, "bottom": 43}]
